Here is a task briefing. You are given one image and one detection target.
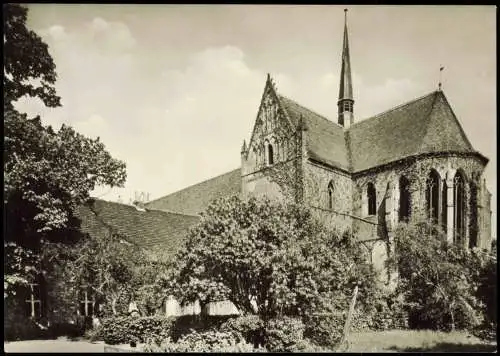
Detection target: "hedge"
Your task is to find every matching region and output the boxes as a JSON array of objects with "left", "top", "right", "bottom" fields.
[{"left": 101, "top": 315, "right": 174, "bottom": 345}]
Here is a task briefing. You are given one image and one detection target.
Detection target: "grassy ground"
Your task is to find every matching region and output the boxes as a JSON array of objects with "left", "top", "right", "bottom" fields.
[
  {"left": 4, "top": 330, "right": 496, "bottom": 353},
  {"left": 348, "top": 329, "right": 497, "bottom": 352}
]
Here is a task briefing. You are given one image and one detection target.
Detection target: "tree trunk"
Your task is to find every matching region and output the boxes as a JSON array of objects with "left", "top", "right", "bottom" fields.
[{"left": 111, "top": 298, "right": 117, "bottom": 315}]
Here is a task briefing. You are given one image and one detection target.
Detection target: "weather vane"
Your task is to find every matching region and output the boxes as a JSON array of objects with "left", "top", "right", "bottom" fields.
[{"left": 438, "top": 65, "right": 445, "bottom": 91}]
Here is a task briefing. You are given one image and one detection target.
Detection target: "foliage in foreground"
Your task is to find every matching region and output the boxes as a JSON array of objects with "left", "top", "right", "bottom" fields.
[
  {"left": 143, "top": 331, "right": 261, "bottom": 353},
  {"left": 389, "top": 219, "right": 495, "bottom": 332},
  {"left": 100, "top": 315, "right": 174, "bottom": 345},
  {"left": 167, "top": 195, "right": 379, "bottom": 324},
  {"left": 4, "top": 4, "right": 127, "bottom": 312}
]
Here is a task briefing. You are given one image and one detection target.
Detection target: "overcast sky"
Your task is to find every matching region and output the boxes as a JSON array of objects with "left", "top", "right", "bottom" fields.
[{"left": 19, "top": 5, "right": 496, "bottom": 237}]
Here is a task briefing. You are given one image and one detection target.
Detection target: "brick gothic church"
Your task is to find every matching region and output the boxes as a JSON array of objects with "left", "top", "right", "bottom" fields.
[
  {"left": 147, "top": 10, "right": 493, "bottom": 283},
  {"left": 14, "top": 10, "right": 492, "bottom": 323}
]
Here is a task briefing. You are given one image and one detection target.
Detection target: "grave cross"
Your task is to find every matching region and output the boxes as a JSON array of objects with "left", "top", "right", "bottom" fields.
[
  {"left": 26, "top": 283, "right": 40, "bottom": 318},
  {"left": 80, "top": 289, "right": 95, "bottom": 316}
]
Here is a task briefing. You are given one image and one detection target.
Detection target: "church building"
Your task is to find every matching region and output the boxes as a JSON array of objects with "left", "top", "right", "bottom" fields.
[
  {"left": 147, "top": 9, "right": 493, "bottom": 281},
  {"left": 11, "top": 10, "right": 493, "bottom": 327}
]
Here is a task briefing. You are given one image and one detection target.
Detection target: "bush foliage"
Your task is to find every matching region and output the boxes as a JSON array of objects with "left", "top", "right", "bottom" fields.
[
  {"left": 143, "top": 331, "right": 260, "bottom": 353},
  {"left": 168, "top": 196, "right": 379, "bottom": 323},
  {"left": 264, "top": 316, "right": 306, "bottom": 352},
  {"left": 220, "top": 314, "right": 265, "bottom": 347},
  {"left": 100, "top": 315, "right": 174, "bottom": 345},
  {"left": 389, "top": 219, "right": 494, "bottom": 332}
]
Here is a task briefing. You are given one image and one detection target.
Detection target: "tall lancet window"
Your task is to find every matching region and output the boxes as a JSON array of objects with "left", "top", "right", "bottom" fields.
[
  {"left": 441, "top": 180, "right": 448, "bottom": 233},
  {"left": 328, "top": 181, "right": 335, "bottom": 210},
  {"left": 399, "top": 176, "right": 411, "bottom": 222},
  {"left": 426, "top": 170, "right": 440, "bottom": 223},
  {"left": 267, "top": 144, "right": 274, "bottom": 165},
  {"left": 367, "top": 183, "right": 377, "bottom": 216},
  {"left": 454, "top": 172, "right": 466, "bottom": 244}
]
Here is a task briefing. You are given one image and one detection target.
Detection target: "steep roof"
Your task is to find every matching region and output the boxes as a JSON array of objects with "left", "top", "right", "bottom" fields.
[
  {"left": 278, "top": 95, "right": 351, "bottom": 171},
  {"left": 347, "top": 90, "right": 477, "bottom": 172},
  {"left": 145, "top": 168, "right": 241, "bottom": 215},
  {"left": 275, "top": 90, "right": 482, "bottom": 173},
  {"left": 75, "top": 199, "right": 200, "bottom": 257}
]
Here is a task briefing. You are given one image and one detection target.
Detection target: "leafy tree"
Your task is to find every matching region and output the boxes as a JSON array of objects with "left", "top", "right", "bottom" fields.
[
  {"left": 46, "top": 230, "right": 145, "bottom": 318},
  {"left": 3, "top": 3, "right": 127, "bottom": 300},
  {"left": 389, "top": 219, "right": 485, "bottom": 331},
  {"left": 167, "top": 195, "right": 378, "bottom": 322},
  {"left": 4, "top": 3, "right": 61, "bottom": 109}
]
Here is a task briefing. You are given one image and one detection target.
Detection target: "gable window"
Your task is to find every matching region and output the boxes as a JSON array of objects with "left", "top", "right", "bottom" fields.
[
  {"left": 367, "top": 183, "right": 377, "bottom": 216},
  {"left": 399, "top": 176, "right": 411, "bottom": 222},
  {"left": 267, "top": 144, "right": 274, "bottom": 165},
  {"left": 328, "top": 181, "right": 335, "bottom": 209},
  {"left": 426, "top": 170, "right": 440, "bottom": 223},
  {"left": 26, "top": 283, "right": 42, "bottom": 319}
]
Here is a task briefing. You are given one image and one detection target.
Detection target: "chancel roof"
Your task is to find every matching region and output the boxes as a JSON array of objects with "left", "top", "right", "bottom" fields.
[{"left": 278, "top": 89, "right": 485, "bottom": 173}]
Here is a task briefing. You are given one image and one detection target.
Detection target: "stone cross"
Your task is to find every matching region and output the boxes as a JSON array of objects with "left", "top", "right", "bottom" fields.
[
  {"left": 26, "top": 283, "right": 40, "bottom": 318},
  {"left": 80, "top": 289, "right": 94, "bottom": 316}
]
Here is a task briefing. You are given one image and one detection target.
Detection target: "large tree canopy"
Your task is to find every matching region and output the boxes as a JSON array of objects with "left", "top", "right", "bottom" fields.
[
  {"left": 388, "top": 220, "right": 488, "bottom": 331},
  {"left": 3, "top": 4, "right": 127, "bottom": 298},
  {"left": 3, "top": 3, "right": 61, "bottom": 109},
  {"left": 167, "top": 196, "right": 378, "bottom": 321}
]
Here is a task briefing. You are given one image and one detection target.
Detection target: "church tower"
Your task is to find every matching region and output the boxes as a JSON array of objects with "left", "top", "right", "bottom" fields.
[{"left": 338, "top": 9, "right": 354, "bottom": 128}]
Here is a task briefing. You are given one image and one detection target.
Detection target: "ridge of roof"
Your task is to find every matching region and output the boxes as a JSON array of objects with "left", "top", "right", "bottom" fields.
[
  {"left": 348, "top": 90, "right": 439, "bottom": 129},
  {"left": 87, "top": 198, "right": 201, "bottom": 218},
  {"left": 437, "top": 91, "right": 474, "bottom": 149},
  {"left": 146, "top": 168, "right": 240, "bottom": 205},
  {"left": 277, "top": 94, "right": 342, "bottom": 129}
]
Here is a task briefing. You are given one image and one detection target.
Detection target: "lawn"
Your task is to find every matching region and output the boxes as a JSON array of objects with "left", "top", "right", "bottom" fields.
[
  {"left": 4, "top": 330, "right": 496, "bottom": 353},
  {"left": 347, "top": 329, "right": 497, "bottom": 353}
]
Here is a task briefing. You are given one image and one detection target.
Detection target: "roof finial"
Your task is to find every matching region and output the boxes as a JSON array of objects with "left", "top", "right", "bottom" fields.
[{"left": 438, "top": 65, "right": 444, "bottom": 91}]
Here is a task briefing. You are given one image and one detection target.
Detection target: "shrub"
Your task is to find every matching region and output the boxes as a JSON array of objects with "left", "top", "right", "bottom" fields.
[
  {"left": 47, "top": 316, "right": 88, "bottom": 339},
  {"left": 264, "top": 316, "right": 305, "bottom": 352},
  {"left": 170, "top": 314, "right": 233, "bottom": 341},
  {"left": 4, "top": 317, "right": 47, "bottom": 341},
  {"left": 391, "top": 220, "right": 484, "bottom": 331},
  {"left": 101, "top": 315, "right": 174, "bottom": 345},
  {"left": 84, "top": 324, "right": 104, "bottom": 342},
  {"left": 352, "top": 293, "right": 409, "bottom": 331},
  {"left": 143, "top": 330, "right": 261, "bottom": 352},
  {"left": 220, "top": 314, "right": 265, "bottom": 347},
  {"left": 303, "top": 311, "right": 344, "bottom": 348},
  {"left": 4, "top": 298, "right": 48, "bottom": 341}
]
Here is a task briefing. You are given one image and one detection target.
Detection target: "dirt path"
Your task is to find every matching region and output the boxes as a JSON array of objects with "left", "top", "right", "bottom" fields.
[{"left": 4, "top": 338, "right": 106, "bottom": 353}]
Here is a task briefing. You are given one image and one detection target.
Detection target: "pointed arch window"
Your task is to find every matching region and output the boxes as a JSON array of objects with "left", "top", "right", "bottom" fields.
[
  {"left": 367, "top": 183, "right": 377, "bottom": 216},
  {"left": 327, "top": 181, "right": 335, "bottom": 210},
  {"left": 426, "top": 170, "right": 440, "bottom": 223},
  {"left": 399, "top": 176, "right": 411, "bottom": 222},
  {"left": 454, "top": 172, "right": 466, "bottom": 244},
  {"left": 267, "top": 144, "right": 274, "bottom": 165},
  {"left": 442, "top": 180, "right": 448, "bottom": 233}
]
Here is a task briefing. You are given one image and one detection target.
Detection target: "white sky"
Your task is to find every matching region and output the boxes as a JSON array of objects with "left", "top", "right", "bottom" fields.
[{"left": 18, "top": 5, "right": 496, "bottom": 237}]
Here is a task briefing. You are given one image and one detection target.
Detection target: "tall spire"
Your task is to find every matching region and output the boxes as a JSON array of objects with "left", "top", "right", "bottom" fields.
[{"left": 338, "top": 8, "right": 354, "bottom": 128}]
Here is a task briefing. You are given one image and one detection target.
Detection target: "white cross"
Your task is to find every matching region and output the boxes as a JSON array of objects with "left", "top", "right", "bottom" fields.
[
  {"left": 26, "top": 283, "right": 40, "bottom": 318},
  {"left": 80, "top": 289, "right": 95, "bottom": 316}
]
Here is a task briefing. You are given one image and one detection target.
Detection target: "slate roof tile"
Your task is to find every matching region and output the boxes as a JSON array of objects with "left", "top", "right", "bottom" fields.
[
  {"left": 75, "top": 199, "right": 200, "bottom": 258},
  {"left": 145, "top": 168, "right": 241, "bottom": 216}
]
